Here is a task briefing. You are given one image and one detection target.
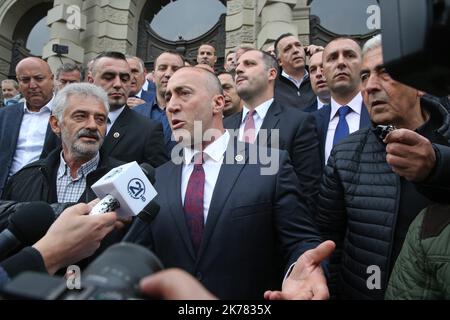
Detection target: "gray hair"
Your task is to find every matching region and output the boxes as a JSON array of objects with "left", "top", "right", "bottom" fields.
[
  {"left": 125, "top": 55, "right": 146, "bottom": 73},
  {"left": 55, "top": 63, "right": 84, "bottom": 80},
  {"left": 1, "top": 79, "right": 19, "bottom": 89},
  {"left": 52, "top": 82, "right": 109, "bottom": 122},
  {"left": 362, "top": 34, "right": 382, "bottom": 58}
]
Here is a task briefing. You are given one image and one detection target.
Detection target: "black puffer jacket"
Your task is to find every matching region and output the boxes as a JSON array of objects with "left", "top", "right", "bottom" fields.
[{"left": 315, "top": 97, "right": 450, "bottom": 299}]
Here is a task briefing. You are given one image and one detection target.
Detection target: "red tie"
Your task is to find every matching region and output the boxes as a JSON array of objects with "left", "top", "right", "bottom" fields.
[
  {"left": 242, "top": 110, "right": 256, "bottom": 143},
  {"left": 183, "top": 153, "right": 205, "bottom": 254}
]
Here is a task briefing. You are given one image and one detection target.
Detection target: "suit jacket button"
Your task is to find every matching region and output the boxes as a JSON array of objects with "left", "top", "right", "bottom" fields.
[{"left": 196, "top": 272, "right": 202, "bottom": 281}]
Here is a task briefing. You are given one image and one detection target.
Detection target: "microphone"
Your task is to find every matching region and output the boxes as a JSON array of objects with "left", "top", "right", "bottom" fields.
[
  {"left": 90, "top": 161, "right": 157, "bottom": 219},
  {"left": 0, "top": 202, "right": 55, "bottom": 261},
  {"left": 121, "top": 201, "right": 160, "bottom": 243}
]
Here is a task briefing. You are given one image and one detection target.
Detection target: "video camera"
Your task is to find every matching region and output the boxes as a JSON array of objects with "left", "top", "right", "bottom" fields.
[
  {"left": 0, "top": 243, "right": 163, "bottom": 300},
  {"left": 379, "top": 0, "right": 450, "bottom": 96}
]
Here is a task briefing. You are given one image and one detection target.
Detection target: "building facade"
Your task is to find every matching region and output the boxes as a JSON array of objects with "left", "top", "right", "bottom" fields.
[{"left": 0, "top": 0, "right": 378, "bottom": 79}]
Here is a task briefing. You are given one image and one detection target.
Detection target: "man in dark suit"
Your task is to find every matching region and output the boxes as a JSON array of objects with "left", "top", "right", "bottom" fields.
[
  {"left": 138, "top": 66, "right": 334, "bottom": 300},
  {"left": 0, "top": 57, "right": 58, "bottom": 197},
  {"left": 125, "top": 55, "right": 155, "bottom": 107},
  {"left": 312, "top": 37, "right": 370, "bottom": 165},
  {"left": 88, "top": 51, "right": 168, "bottom": 167},
  {"left": 134, "top": 51, "right": 185, "bottom": 154},
  {"left": 304, "top": 50, "right": 330, "bottom": 113},
  {"left": 224, "top": 50, "right": 322, "bottom": 212}
]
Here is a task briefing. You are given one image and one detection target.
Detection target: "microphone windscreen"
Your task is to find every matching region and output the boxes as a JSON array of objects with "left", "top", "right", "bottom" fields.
[
  {"left": 8, "top": 201, "right": 55, "bottom": 245},
  {"left": 139, "top": 163, "right": 156, "bottom": 185}
]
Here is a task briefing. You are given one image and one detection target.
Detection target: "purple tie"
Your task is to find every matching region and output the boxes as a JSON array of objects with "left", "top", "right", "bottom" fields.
[
  {"left": 184, "top": 153, "right": 205, "bottom": 254},
  {"left": 242, "top": 110, "right": 256, "bottom": 143}
]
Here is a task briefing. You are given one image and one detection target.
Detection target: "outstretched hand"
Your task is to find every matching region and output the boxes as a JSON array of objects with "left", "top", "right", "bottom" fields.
[{"left": 264, "top": 240, "right": 335, "bottom": 300}]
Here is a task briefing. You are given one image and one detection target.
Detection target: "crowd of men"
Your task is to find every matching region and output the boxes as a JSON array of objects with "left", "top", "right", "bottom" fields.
[{"left": 0, "top": 32, "right": 450, "bottom": 300}]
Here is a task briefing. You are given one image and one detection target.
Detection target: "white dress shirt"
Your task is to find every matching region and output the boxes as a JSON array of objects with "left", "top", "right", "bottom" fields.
[
  {"left": 9, "top": 97, "right": 54, "bottom": 176},
  {"left": 238, "top": 98, "right": 273, "bottom": 142},
  {"left": 324, "top": 93, "right": 363, "bottom": 164},
  {"left": 181, "top": 130, "right": 230, "bottom": 223},
  {"left": 106, "top": 105, "right": 125, "bottom": 134}
]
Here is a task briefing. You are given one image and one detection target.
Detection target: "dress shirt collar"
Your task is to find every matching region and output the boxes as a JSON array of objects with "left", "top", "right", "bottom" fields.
[
  {"left": 330, "top": 92, "right": 363, "bottom": 120},
  {"left": 135, "top": 89, "right": 143, "bottom": 98},
  {"left": 183, "top": 130, "right": 230, "bottom": 164},
  {"left": 108, "top": 105, "right": 126, "bottom": 125},
  {"left": 240, "top": 98, "right": 274, "bottom": 124},
  {"left": 57, "top": 151, "right": 100, "bottom": 180},
  {"left": 23, "top": 95, "right": 54, "bottom": 114}
]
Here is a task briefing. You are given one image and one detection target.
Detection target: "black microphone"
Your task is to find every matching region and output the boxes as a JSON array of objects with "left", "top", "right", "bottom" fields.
[
  {"left": 122, "top": 163, "right": 159, "bottom": 242},
  {"left": 121, "top": 201, "right": 160, "bottom": 243},
  {"left": 139, "top": 163, "right": 156, "bottom": 184},
  {"left": 0, "top": 202, "right": 55, "bottom": 261}
]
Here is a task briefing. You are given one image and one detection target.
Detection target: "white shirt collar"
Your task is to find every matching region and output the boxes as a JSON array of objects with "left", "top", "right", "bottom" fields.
[
  {"left": 108, "top": 105, "right": 126, "bottom": 125},
  {"left": 241, "top": 98, "right": 274, "bottom": 124},
  {"left": 183, "top": 130, "right": 230, "bottom": 164},
  {"left": 330, "top": 92, "right": 363, "bottom": 120},
  {"left": 23, "top": 95, "right": 54, "bottom": 114},
  {"left": 135, "top": 89, "right": 143, "bottom": 98}
]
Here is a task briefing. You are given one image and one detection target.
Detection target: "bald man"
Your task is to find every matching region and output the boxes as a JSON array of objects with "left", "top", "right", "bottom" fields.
[{"left": 0, "top": 57, "right": 59, "bottom": 196}]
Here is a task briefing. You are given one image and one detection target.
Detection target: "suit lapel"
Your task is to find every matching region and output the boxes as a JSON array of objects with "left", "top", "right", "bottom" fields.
[
  {"left": 196, "top": 139, "right": 247, "bottom": 260},
  {"left": 102, "top": 107, "right": 129, "bottom": 156},
  {"left": 165, "top": 157, "right": 198, "bottom": 261},
  {"left": 359, "top": 102, "right": 371, "bottom": 129},
  {"left": 7, "top": 104, "right": 24, "bottom": 152},
  {"left": 259, "top": 101, "right": 281, "bottom": 147},
  {"left": 317, "top": 105, "right": 331, "bottom": 159}
]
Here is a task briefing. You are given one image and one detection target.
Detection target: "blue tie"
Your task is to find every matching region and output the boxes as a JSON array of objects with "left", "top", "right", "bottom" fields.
[{"left": 333, "top": 106, "right": 352, "bottom": 146}]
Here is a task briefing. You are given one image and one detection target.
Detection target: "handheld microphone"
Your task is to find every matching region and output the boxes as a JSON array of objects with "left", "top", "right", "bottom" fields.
[
  {"left": 0, "top": 202, "right": 55, "bottom": 261},
  {"left": 121, "top": 201, "right": 160, "bottom": 243},
  {"left": 90, "top": 162, "right": 157, "bottom": 219}
]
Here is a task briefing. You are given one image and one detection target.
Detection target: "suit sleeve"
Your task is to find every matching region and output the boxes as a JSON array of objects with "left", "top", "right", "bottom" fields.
[
  {"left": 144, "top": 120, "right": 169, "bottom": 167},
  {"left": 291, "top": 113, "right": 322, "bottom": 213},
  {"left": 315, "top": 150, "right": 348, "bottom": 297},
  {"left": 273, "top": 149, "right": 322, "bottom": 271}
]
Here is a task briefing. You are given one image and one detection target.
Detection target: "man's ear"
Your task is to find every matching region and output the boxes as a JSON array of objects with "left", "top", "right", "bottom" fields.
[
  {"left": 212, "top": 94, "right": 225, "bottom": 115},
  {"left": 268, "top": 67, "right": 278, "bottom": 81},
  {"left": 49, "top": 115, "right": 61, "bottom": 137}
]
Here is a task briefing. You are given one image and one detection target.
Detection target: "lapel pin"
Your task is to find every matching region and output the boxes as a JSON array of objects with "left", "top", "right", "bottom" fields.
[
  {"left": 235, "top": 154, "right": 244, "bottom": 162},
  {"left": 113, "top": 132, "right": 120, "bottom": 139}
]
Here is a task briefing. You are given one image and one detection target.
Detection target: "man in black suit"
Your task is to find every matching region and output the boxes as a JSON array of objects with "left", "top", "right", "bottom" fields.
[
  {"left": 88, "top": 52, "right": 168, "bottom": 167},
  {"left": 138, "top": 66, "right": 334, "bottom": 300},
  {"left": 224, "top": 50, "right": 322, "bottom": 212}
]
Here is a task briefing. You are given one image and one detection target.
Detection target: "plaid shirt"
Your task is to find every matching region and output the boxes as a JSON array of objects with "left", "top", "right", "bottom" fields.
[{"left": 56, "top": 152, "right": 100, "bottom": 203}]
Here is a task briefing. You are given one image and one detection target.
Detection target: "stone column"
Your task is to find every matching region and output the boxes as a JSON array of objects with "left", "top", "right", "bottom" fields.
[
  {"left": 43, "top": 0, "right": 86, "bottom": 73},
  {"left": 225, "top": 0, "right": 257, "bottom": 54},
  {"left": 293, "top": 0, "right": 311, "bottom": 45},
  {"left": 81, "top": 0, "right": 135, "bottom": 64},
  {"left": 256, "top": 0, "right": 297, "bottom": 49}
]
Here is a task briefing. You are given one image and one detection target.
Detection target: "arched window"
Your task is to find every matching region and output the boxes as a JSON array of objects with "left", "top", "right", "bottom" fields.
[
  {"left": 26, "top": 17, "right": 51, "bottom": 56},
  {"left": 310, "top": 0, "right": 380, "bottom": 35},
  {"left": 149, "top": 0, "right": 226, "bottom": 41}
]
